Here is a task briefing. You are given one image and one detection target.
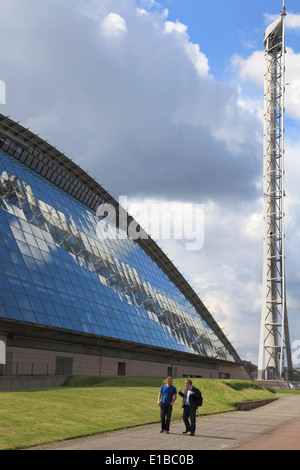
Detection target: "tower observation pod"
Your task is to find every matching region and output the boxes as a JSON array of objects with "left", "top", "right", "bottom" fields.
[{"left": 258, "top": 1, "right": 293, "bottom": 381}]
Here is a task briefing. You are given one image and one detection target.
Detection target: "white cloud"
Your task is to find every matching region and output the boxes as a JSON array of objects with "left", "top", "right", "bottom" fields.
[
  {"left": 0, "top": 0, "right": 261, "bottom": 206},
  {"left": 231, "top": 46, "right": 300, "bottom": 121},
  {"left": 136, "top": 8, "right": 148, "bottom": 17},
  {"left": 264, "top": 12, "right": 300, "bottom": 31},
  {"left": 286, "top": 12, "right": 300, "bottom": 30},
  {"left": 164, "top": 20, "right": 187, "bottom": 35},
  {"left": 231, "top": 50, "right": 264, "bottom": 87},
  {"left": 164, "top": 20, "right": 210, "bottom": 76},
  {"left": 100, "top": 12, "right": 128, "bottom": 38}
]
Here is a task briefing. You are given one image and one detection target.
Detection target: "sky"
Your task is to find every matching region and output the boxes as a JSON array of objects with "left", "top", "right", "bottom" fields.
[{"left": 0, "top": 0, "right": 300, "bottom": 366}]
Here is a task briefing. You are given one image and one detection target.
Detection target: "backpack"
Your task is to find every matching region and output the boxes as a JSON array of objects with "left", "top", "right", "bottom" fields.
[{"left": 195, "top": 391, "right": 203, "bottom": 407}]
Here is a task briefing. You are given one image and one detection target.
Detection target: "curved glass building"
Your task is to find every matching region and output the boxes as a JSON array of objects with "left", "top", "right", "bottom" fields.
[{"left": 0, "top": 114, "right": 249, "bottom": 385}]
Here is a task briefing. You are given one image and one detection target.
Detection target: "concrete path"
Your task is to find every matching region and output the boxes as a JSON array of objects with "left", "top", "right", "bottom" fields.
[{"left": 28, "top": 394, "right": 300, "bottom": 451}]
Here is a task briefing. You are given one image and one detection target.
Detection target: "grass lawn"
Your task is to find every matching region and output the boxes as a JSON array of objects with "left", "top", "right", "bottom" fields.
[{"left": 0, "top": 376, "right": 276, "bottom": 450}]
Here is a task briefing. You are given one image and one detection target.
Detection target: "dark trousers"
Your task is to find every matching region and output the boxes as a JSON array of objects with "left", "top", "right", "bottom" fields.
[
  {"left": 183, "top": 405, "right": 197, "bottom": 433},
  {"left": 160, "top": 404, "right": 173, "bottom": 431}
]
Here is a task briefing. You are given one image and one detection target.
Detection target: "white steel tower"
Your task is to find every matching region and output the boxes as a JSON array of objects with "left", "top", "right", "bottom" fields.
[{"left": 258, "top": 1, "right": 293, "bottom": 381}]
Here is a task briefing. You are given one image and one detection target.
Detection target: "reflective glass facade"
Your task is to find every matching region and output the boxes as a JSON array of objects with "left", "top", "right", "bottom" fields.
[{"left": 0, "top": 144, "right": 237, "bottom": 363}]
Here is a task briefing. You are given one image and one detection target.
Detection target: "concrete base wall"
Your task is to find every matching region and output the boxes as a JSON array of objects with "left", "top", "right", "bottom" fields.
[
  {"left": 0, "top": 333, "right": 251, "bottom": 390},
  {"left": 4, "top": 345, "right": 250, "bottom": 378}
]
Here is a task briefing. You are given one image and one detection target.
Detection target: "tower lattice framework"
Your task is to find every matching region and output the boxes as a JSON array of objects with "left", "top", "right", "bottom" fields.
[{"left": 258, "top": 1, "right": 293, "bottom": 381}]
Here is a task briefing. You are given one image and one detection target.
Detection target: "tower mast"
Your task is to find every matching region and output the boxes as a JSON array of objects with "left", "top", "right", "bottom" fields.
[{"left": 258, "top": 0, "right": 293, "bottom": 381}]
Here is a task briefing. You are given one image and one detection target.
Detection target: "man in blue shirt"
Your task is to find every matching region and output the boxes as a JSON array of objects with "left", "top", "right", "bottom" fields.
[{"left": 157, "top": 376, "right": 177, "bottom": 434}]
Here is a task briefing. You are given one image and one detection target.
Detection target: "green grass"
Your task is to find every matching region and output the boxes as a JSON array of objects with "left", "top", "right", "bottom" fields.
[
  {"left": 271, "top": 388, "right": 300, "bottom": 394},
  {"left": 0, "top": 376, "right": 276, "bottom": 450}
]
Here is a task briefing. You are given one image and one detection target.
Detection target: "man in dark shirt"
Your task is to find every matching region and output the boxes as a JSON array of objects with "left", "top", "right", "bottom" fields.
[
  {"left": 157, "top": 376, "right": 177, "bottom": 433},
  {"left": 178, "top": 379, "right": 202, "bottom": 436}
]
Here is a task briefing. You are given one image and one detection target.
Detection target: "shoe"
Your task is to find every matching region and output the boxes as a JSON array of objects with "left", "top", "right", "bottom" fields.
[
  {"left": 160, "top": 429, "right": 164, "bottom": 433},
  {"left": 182, "top": 430, "right": 190, "bottom": 434},
  {"left": 190, "top": 432, "right": 195, "bottom": 436},
  {"left": 165, "top": 431, "right": 169, "bottom": 434}
]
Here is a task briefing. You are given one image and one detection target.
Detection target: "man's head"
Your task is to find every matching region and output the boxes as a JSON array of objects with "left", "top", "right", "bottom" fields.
[
  {"left": 166, "top": 376, "right": 173, "bottom": 386},
  {"left": 185, "top": 379, "right": 192, "bottom": 388}
]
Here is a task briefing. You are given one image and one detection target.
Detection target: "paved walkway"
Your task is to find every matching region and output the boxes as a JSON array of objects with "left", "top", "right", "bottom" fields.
[{"left": 28, "top": 394, "right": 300, "bottom": 451}]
